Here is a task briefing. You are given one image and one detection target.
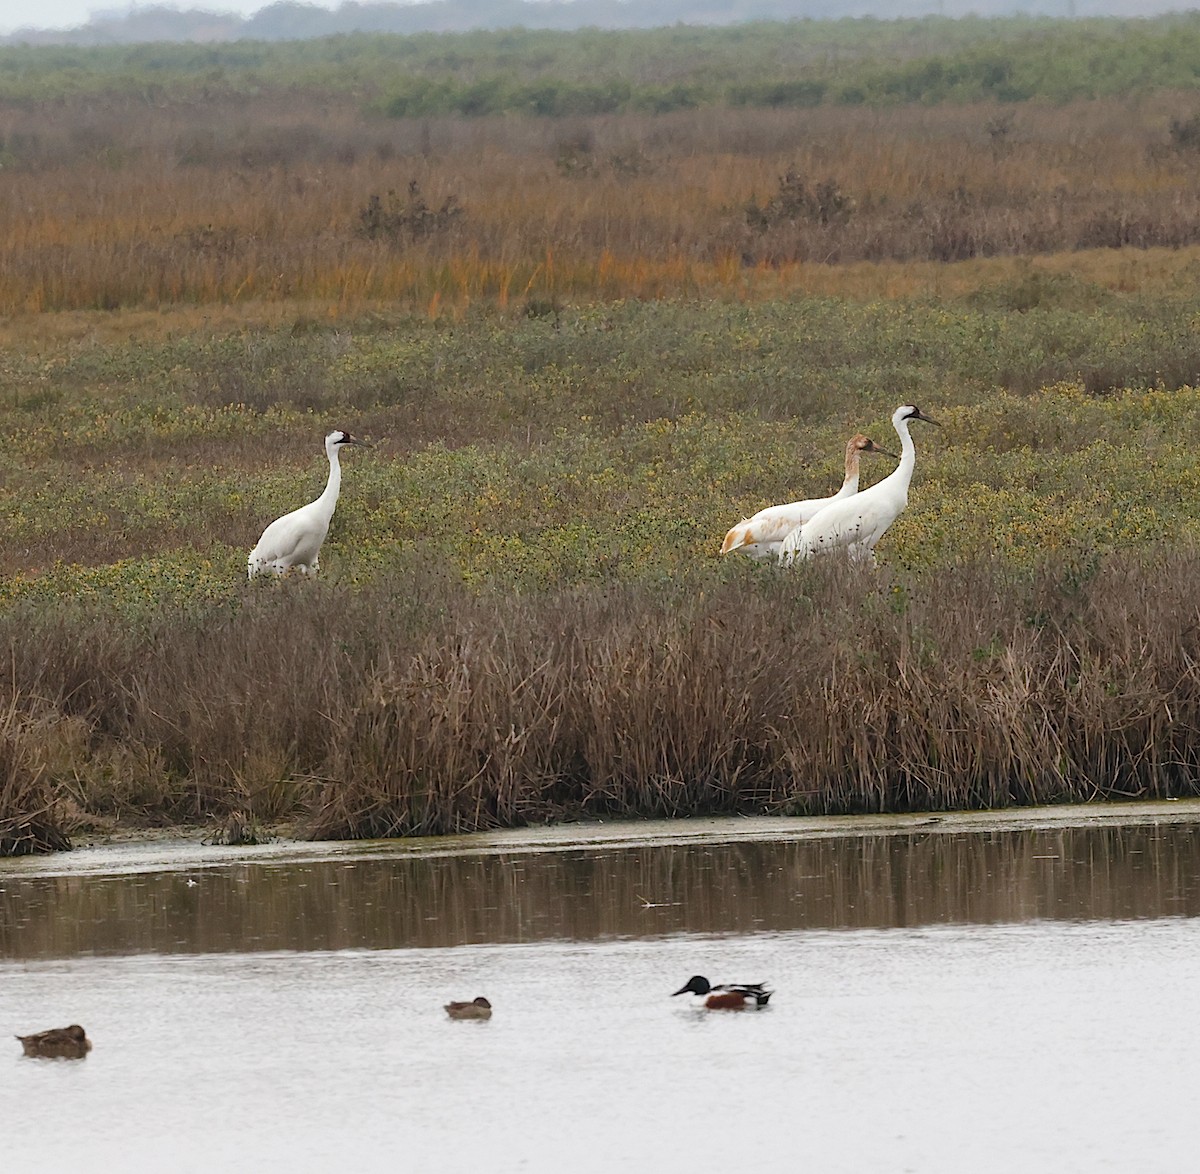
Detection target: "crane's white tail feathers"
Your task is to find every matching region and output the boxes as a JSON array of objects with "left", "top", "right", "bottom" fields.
[
  {"left": 722, "top": 515, "right": 805, "bottom": 558},
  {"left": 720, "top": 522, "right": 755, "bottom": 555}
]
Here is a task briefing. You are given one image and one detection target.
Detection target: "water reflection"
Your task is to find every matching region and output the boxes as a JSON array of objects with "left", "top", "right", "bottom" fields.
[{"left": 3, "top": 821, "right": 1198, "bottom": 961}]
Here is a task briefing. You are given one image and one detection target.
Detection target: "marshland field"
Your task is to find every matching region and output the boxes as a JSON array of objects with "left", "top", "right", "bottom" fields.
[{"left": 8, "top": 13, "right": 1200, "bottom": 850}]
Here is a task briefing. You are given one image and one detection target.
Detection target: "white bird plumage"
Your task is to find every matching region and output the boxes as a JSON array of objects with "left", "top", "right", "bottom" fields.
[
  {"left": 247, "top": 430, "right": 370, "bottom": 579},
  {"left": 779, "top": 405, "right": 939, "bottom": 565},
  {"left": 720, "top": 433, "right": 895, "bottom": 560}
]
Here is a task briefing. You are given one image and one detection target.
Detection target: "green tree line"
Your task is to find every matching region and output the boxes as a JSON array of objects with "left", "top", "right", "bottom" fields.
[{"left": 3, "top": 14, "right": 1200, "bottom": 109}]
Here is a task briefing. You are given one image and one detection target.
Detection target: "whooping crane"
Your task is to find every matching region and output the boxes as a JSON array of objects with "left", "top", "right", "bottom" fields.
[
  {"left": 247, "top": 430, "right": 371, "bottom": 579},
  {"left": 779, "top": 405, "right": 939, "bottom": 566},
  {"left": 720, "top": 434, "right": 896, "bottom": 560}
]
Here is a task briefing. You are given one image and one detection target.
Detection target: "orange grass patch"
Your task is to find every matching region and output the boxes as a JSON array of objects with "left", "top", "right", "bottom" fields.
[
  {"left": 4, "top": 97, "right": 1200, "bottom": 318},
  {"left": 0, "top": 243, "right": 1197, "bottom": 349}
]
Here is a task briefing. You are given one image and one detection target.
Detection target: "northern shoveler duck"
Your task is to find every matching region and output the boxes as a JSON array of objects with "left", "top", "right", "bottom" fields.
[
  {"left": 16, "top": 1025, "right": 92, "bottom": 1059},
  {"left": 672, "top": 975, "right": 772, "bottom": 1010},
  {"left": 444, "top": 997, "right": 492, "bottom": 1020}
]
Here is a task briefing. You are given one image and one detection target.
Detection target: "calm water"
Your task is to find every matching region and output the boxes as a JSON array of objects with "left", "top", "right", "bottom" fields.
[{"left": 3, "top": 810, "right": 1200, "bottom": 1171}]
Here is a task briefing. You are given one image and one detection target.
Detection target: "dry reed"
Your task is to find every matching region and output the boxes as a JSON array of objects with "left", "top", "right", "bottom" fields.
[
  {"left": 2, "top": 551, "right": 1199, "bottom": 849},
  {"left": 4, "top": 96, "right": 1200, "bottom": 313},
  {"left": 0, "top": 699, "right": 73, "bottom": 853}
]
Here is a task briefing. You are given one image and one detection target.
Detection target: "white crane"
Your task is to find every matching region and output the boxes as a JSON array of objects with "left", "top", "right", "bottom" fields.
[
  {"left": 720, "top": 434, "right": 896, "bottom": 560},
  {"left": 779, "top": 404, "right": 939, "bottom": 566},
  {"left": 247, "top": 430, "right": 371, "bottom": 579}
]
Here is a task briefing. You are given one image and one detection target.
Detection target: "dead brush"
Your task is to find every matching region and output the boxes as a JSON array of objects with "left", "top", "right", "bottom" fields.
[
  {"left": 303, "top": 553, "right": 1200, "bottom": 837},
  {"left": 0, "top": 699, "right": 72, "bottom": 855},
  {"left": 743, "top": 168, "right": 855, "bottom": 231},
  {"left": 356, "top": 181, "right": 464, "bottom": 245},
  {"left": 3, "top": 554, "right": 1200, "bottom": 845},
  {"left": 205, "top": 809, "right": 269, "bottom": 846}
]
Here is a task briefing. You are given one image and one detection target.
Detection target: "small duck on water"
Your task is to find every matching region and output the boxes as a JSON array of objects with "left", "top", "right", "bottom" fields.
[
  {"left": 672, "top": 976, "right": 773, "bottom": 1010},
  {"left": 16, "top": 1025, "right": 93, "bottom": 1059},
  {"left": 444, "top": 997, "right": 492, "bottom": 1020}
]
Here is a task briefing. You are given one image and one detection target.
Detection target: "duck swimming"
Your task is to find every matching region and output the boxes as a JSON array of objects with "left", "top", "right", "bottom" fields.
[
  {"left": 16, "top": 1025, "right": 92, "bottom": 1059},
  {"left": 444, "top": 997, "right": 493, "bottom": 1020},
  {"left": 672, "top": 976, "right": 773, "bottom": 1010}
]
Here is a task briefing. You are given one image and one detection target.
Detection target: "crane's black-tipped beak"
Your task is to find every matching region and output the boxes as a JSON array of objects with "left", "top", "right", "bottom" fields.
[
  {"left": 873, "top": 445, "right": 899, "bottom": 458},
  {"left": 914, "top": 409, "right": 941, "bottom": 426}
]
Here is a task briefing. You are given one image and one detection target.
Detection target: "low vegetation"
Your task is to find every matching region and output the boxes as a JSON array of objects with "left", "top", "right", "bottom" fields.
[{"left": 6, "top": 17, "right": 1200, "bottom": 107}]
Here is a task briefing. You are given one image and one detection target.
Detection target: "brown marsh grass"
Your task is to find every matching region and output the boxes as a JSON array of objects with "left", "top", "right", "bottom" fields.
[
  {"left": 0, "top": 240, "right": 1195, "bottom": 350},
  {"left": 6, "top": 95, "right": 1200, "bottom": 313},
  {"left": 0, "top": 699, "right": 74, "bottom": 853},
  {"left": 3, "top": 552, "right": 1199, "bottom": 849}
]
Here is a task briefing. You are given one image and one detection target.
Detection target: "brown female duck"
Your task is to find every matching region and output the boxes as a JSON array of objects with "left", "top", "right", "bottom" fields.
[
  {"left": 444, "top": 997, "right": 492, "bottom": 1020},
  {"left": 17, "top": 1024, "right": 92, "bottom": 1059}
]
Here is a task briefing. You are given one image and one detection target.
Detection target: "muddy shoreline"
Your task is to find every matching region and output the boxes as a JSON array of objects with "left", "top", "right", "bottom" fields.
[{"left": 7, "top": 798, "right": 1200, "bottom": 877}]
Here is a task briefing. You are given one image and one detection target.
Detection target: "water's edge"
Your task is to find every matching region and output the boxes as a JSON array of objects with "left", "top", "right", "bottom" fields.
[{"left": 5, "top": 798, "right": 1200, "bottom": 880}]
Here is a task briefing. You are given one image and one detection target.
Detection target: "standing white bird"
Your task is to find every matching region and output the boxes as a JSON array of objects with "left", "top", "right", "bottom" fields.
[
  {"left": 247, "top": 430, "right": 371, "bottom": 579},
  {"left": 779, "top": 405, "right": 939, "bottom": 565},
  {"left": 720, "top": 434, "right": 896, "bottom": 560}
]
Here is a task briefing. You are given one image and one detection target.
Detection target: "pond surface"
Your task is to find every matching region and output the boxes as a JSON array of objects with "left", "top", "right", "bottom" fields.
[{"left": 3, "top": 806, "right": 1200, "bottom": 1172}]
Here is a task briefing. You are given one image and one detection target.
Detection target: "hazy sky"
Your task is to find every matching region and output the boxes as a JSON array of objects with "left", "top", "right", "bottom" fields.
[
  {"left": 2, "top": 0, "right": 1194, "bottom": 36},
  {"left": 1, "top": 1, "right": 262, "bottom": 34}
]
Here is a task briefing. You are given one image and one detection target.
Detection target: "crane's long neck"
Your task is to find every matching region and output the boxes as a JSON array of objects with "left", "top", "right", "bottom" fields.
[
  {"left": 839, "top": 446, "right": 862, "bottom": 495},
  {"left": 888, "top": 415, "right": 917, "bottom": 492},
  {"left": 314, "top": 443, "right": 343, "bottom": 521}
]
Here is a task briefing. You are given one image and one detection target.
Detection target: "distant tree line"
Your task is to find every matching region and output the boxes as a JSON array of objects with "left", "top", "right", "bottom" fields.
[
  {"left": 7, "top": 13, "right": 1200, "bottom": 110},
  {"left": 2, "top": 0, "right": 1187, "bottom": 46}
]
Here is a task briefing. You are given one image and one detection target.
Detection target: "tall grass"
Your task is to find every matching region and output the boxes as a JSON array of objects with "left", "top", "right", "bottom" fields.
[
  {"left": 1, "top": 554, "right": 1198, "bottom": 847},
  {"left": 0, "top": 699, "right": 73, "bottom": 853},
  {"left": 3, "top": 95, "right": 1200, "bottom": 311}
]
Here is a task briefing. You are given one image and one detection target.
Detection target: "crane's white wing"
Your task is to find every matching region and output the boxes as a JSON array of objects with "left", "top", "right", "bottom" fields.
[
  {"left": 248, "top": 503, "right": 329, "bottom": 574},
  {"left": 779, "top": 498, "right": 875, "bottom": 565},
  {"left": 721, "top": 495, "right": 839, "bottom": 558}
]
